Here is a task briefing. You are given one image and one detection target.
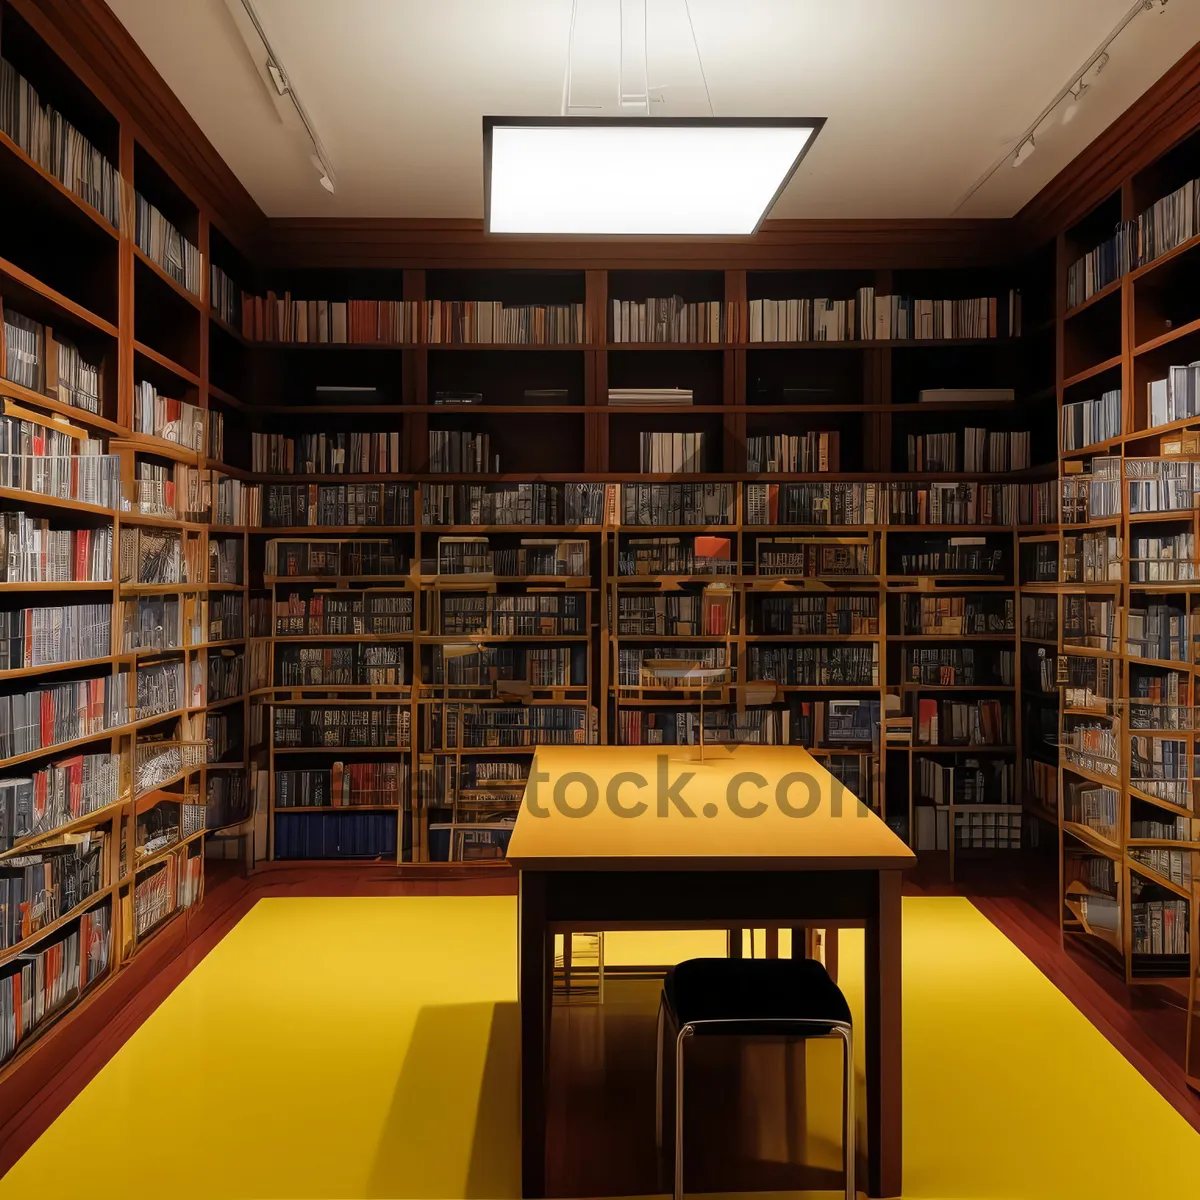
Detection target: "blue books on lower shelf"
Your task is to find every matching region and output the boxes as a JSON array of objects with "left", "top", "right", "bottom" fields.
[{"left": 274, "top": 811, "right": 399, "bottom": 859}]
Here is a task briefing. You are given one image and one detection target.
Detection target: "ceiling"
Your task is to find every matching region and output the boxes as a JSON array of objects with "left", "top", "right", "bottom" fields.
[{"left": 107, "top": 0, "right": 1200, "bottom": 222}]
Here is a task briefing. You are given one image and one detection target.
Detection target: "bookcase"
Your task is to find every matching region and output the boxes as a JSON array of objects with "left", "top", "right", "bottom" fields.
[
  {"left": 193, "top": 260, "right": 1053, "bottom": 875},
  {"left": 1049, "top": 127, "right": 1200, "bottom": 1010},
  {"left": 0, "top": 1, "right": 249, "bottom": 1078}
]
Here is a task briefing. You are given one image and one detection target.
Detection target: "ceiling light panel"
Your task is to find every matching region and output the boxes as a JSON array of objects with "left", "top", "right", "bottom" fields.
[{"left": 484, "top": 117, "right": 823, "bottom": 236}]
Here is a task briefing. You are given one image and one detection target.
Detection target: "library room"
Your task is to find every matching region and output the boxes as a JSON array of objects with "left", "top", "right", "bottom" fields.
[{"left": 3, "top": 0, "right": 1200, "bottom": 1197}]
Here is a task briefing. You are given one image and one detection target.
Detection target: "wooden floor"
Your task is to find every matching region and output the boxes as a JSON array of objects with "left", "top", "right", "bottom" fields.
[
  {"left": 912, "top": 852, "right": 1200, "bottom": 1136},
  {"left": 2, "top": 849, "right": 1199, "bottom": 1191},
  {"left": 6, "top": 891, "right": 1200, "bottom": 1199}
]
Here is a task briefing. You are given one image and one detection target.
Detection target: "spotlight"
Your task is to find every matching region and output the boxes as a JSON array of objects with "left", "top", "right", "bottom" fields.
[{"left": 1012, "top": 137, "right": 1036, "bottom": 168}]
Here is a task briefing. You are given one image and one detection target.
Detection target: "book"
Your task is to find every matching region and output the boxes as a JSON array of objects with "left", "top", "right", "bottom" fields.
[{"left": 135, "top": 193, "right": 201, "bottom": 294}]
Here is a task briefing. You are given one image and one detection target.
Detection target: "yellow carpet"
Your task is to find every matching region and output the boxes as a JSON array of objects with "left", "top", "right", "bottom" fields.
[{"left": 3, "top": 895, "right": 1199, "bottom": 1198}]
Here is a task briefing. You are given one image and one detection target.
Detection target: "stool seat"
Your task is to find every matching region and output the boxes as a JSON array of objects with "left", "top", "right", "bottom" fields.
[{"left": 664, "top": 956, "right": 851, "bottom": 1034}]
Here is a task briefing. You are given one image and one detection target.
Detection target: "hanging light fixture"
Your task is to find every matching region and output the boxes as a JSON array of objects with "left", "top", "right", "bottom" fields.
[
  {"left": 484, "top": 1, "right": 823, "bottom": 235},
  {"left": 484, "top": 115, "right": 821, "bottom": 235}
]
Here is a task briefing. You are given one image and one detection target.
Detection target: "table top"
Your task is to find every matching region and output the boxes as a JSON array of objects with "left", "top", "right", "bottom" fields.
[{"left": 506, "top": 744, "right": 916, "bottom": 871}]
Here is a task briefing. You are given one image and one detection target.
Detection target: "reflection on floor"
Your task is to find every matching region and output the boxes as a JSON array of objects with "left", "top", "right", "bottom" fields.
[{"left": 3, "top": 895, "right": 1199, "bottom": 1198}]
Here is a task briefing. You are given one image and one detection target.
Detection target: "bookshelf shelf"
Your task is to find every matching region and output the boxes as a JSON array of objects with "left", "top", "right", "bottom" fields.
[
  {"left": 1063, "top": 355, "right": 1124, "bottom": 389},
  {"left": 0, "top": 127, "right": 119, "bottom": 241},
  {"left": 132, "top": 339, "right": 200, "bottom": 387},
  {"left": 132, "top": 244, "right": 204, "bottom": 312}
]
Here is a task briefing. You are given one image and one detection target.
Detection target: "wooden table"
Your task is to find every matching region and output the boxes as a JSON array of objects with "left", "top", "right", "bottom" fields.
[{"left": 507, "top": 743, "right": 916, "bottom": 1199}]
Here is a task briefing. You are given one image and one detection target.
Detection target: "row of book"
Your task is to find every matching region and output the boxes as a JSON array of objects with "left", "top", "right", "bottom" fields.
[
  {"left": 264, "top": 537, "right": 408, "bottom": 579},
  {"left": 135, "top": 194, "right": 200, "bottom": 296},
  {"left": 251, "top": 431, "right": 402, "bottom": 476},
  {"left": 902, "top": 595, "right": 1014, "bottom": 636},
  {"left": 745, "top": 644, "right": 879, "bottom": 686},
  {"left": 639, "top": 431, "right": 706, "bottom": 474},
  {"left": 903, "top": 647, "right": 1014, "bottom": 686},
  {"left": 616, "top": 593, "right": 734, "bottom": 637},
  {"left": 435, "top": 593, "right": 584, "bottom": 636},
  {"left": 0, "top": 833, "right": 107, "bottom": 950},
  {"left": 208, "top": 650, "right": 244, "bottom": 702},
  {"left": 0, "top": 602, "right": 111, "bottom": 670},
  {"left": 239, "top": 296, "right": 585, "bottom": 346},
  {"left": 905, "top": 429, "right": 1031, "bottom": 473},
  {"left": 119, "top": 526, "right": 200, "bottom": 586},
  {"left": 0, "top": 902, "right": 111, "bottom": 1066},
  {"left": 0, "top": 415, "right": 122, "bottom": 507},
  {"left": 1061, "top": 388, "right": 1122, "bottom": 452},
  {"left": 915, "top": 757, "right": 1015, "bottom": 805},
  {"left": 1068, "top": 175, "right": 1200, "bottom": 310},
  {"left": 0, "top": 673, "right": 127, "bottom": 760},
  {"left": 133, "top": 382, "right": 204, "bottom": 450},
  {"left": 274, "top": 811, "right": 398, "bottom": 859},
  {"left": 748, "top": 594, "right": 878, "bottom": 636},
  {"left": 429, "top": 430, "right": 499, "bottom": 474},
  {"left": 615, "top": 707, "right": 793, "bottom": 746},
  {"left": 0, "top": 514, "right": 111, "bottom": 583},
  {"left": 274, "top": 762, "right": 408, "bottom": 808},
  {"left": 273, "top": 591, "right": 414, "bottom": 637},
  {"left": 1126, "top": 458, "right": 1200, "bottom": 514},
  {"left": 1131, "top": 896, "right": 1189, "bottom": 957},
  {"left": 746, "top": 432, "right": 839, "bottom": 474},
  {"left": 1062, "top": 532, "right": 1121, "bottom": 584},
  {"left": 274, "top": 645, "right": 405, "bottom": 687},
  {"left": 209, "top": 536, "right": 242, "bottom": 585},
  {"left": 1020, "top": 596, "right": 1057, "bottom": 641},
  {"left": 1130, "top": 532, "right": 1195, "bottom": 582},
  {"left": 440, "top": 538, "right": 588, "bottom": 579},
  {"left": 428, "top": 703, "right": 597, "bottom": 749},
  {"left": 611, "top": 298, "right": 734, "bottom": 344},
  {"left": 747, "top": 289, "right": 1020, "bottom": 342},
  {"left": 261, "top": 483, "right": 411, "bottom": 528},
  {"left": 0, "top": 752, "right": 120, "bottom": 851},
  {"left": 211, "top": 264, "right": 240, "bottom": 328},
  {"left": 0, "top": 58, "right": 121, "bottom": 227},
  {"left": 617, "top": 535, "right": 732, "bottom": 577},
  {"left": 3, "top": 308, "right": 101, "bottom": 416},
  {"left": 915, "top": 698, "right": 1012, "bottom": 746},
  {"left": 419, "top": 755, "right": 527, "bottom": 806},
  {"left": 423, "top": 483, "right": 606, "bottom": 527},
  {"left": 136, "top": 660, "right": 187, "bottom": 718},
  {"left": 1127, "top": 602, "right": 1189, "bottom": 662},
  {"left": 616, "top": 646, "right": 727, "bottom": 688},
  {"left": 429, "top": 645, "right": 583, "bottom": 688},
  {"left": 273, "top": 705, "right": 410, "bottom": 749},
  {"left": 1147, "top": 364, "right": 1200, "bottom": 429},
  {"left": 132, "top": 847, "right": 201, "bottom": 938}
]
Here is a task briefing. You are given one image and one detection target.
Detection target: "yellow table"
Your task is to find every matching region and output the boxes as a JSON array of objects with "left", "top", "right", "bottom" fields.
[{"left": 507, "top": 743, "right": 916, "bottom": 1198}]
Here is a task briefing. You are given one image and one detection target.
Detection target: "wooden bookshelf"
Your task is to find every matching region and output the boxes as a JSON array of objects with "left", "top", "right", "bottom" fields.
[{"left": 1049, "top": 129, "right": 1200, "bottom": 1002}]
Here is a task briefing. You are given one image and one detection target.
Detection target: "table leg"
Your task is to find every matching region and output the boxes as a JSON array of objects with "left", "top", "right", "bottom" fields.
[
  {"left": 865, "top": 869, "right": 903, "bottom": 1197},
  {"left": 520, "top": 870, "right": 549, "bottom": 1198}
]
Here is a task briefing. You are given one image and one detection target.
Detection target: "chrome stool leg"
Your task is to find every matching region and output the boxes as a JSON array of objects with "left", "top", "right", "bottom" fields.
[
  {"left": 673, "top": 1025, "right": 693, "bottom": 1200},
  {"left": 654, "top": 995, "right": 665, "bottom": 1150},
  {"left": 835, "top": 1023, "right": 855, "bottom": 1200}
]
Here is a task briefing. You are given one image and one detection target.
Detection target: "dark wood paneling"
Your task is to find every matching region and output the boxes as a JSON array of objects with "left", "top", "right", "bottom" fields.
[{"left": 264, "top": 217, "right": 1016, "bottom": 272}]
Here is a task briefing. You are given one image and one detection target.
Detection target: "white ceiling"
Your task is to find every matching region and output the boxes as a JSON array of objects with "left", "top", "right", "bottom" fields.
[{"left": 107, "top": 0, "right": 1200, "bottom": 221}]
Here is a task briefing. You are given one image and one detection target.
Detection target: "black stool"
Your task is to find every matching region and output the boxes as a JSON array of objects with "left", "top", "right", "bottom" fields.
[{"left": 655, "top": 956, "right": 854, "bottom": 1200}]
